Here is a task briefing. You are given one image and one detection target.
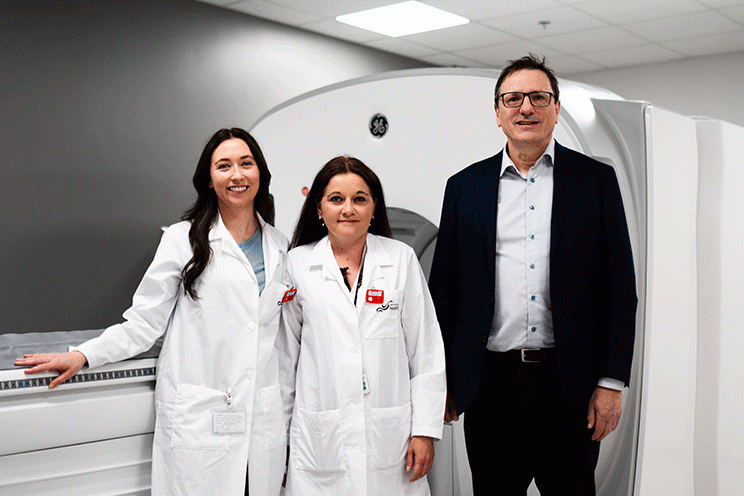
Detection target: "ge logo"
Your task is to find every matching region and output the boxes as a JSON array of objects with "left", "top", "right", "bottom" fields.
[{"left": 369, "top": 114, "right": 388, "bottom": 139}]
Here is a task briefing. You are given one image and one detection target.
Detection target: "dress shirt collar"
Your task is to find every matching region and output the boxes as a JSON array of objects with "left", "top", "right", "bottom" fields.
[{"left": 500, "top": 139, "right": 555, "bottom": 178}]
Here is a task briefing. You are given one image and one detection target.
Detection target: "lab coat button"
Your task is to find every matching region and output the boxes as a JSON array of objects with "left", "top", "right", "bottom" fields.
[
  {"left": 350, "top": 345, "right": 358, "bottom": 354},
  {"left": 353, "top": 394, "right": 363, "bottom": 404},
  {"left": 248, "top": 322, "right": 257, "bottom": 330},
  {"left": 246, "top": 371, "right": 255, "bottom": 379}
]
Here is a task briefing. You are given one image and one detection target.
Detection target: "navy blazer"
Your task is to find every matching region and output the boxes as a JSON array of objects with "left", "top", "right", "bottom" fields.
[{"left": 429, "top": 141, "right": 637, "bottom": 413}]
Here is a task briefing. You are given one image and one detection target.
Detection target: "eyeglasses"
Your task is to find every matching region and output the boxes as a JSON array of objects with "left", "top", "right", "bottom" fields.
[{"left": 498, "top": 91, "right": 554, "bottom": 108}]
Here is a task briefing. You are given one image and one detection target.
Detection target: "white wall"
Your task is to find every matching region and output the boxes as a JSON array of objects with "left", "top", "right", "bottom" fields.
[{"left": 568, "top": 51, "right": 744, "bottom": 128}]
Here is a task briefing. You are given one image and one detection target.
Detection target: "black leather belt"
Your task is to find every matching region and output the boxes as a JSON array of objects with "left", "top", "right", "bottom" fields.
[{"left": 500, "top": 348, "right": 556, "bottom": 363}]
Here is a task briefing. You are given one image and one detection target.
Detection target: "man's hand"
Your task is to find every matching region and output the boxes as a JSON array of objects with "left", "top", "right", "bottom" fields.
[
  {"left": 406, "top": 436, "right": 435, "bottom": 482},
  {"left": 587, "top": 386, "right": 622, "bottom": 441},
  {"left": 444, "top": 393, "right": 459, "bottom": 422}
]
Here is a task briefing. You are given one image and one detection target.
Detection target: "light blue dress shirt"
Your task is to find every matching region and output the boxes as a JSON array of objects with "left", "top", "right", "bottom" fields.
[{"left": 489, "top": 140, "right": 623, "bottom": 390}]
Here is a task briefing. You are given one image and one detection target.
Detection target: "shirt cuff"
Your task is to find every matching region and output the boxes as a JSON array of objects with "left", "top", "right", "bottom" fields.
[{"left": 597, "top": 377, "right": 625, "bottom": 390}]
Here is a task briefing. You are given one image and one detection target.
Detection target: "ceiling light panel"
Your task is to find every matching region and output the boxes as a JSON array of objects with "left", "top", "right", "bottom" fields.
[{"left": 336, "top": 1, "right": 469, "bottom": 37}]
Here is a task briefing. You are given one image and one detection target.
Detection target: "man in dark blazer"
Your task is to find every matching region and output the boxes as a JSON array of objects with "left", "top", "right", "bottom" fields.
[{"left": 429, "top": 55, "right": 637, "bottom": 495}]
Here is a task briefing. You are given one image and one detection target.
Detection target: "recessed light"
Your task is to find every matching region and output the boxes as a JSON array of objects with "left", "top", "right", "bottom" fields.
[{"left": 336, "top": 1, "right": 469, "bottom": 37}]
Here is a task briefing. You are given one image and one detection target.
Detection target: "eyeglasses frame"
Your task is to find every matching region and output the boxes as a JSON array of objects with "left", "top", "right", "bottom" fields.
[{"left": 497, "top": 91, "right": 555, "bottom": 108}]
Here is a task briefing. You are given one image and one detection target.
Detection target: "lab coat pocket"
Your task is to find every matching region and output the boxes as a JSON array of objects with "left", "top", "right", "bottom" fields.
[
  {"left": 368, "top": 402, "right": 412, "bottom": 469},
  {"left": 292, "top": 406, "right": 345, "bottom": 472},
  {"left": 365, "top": 289, "right": 402, "bottom": 339},
  {"left": 170, "top": 383, "right": 231, "bottom": 451},
  {"left": 256, "top": 383, "right": 287, "bottom": 450}
]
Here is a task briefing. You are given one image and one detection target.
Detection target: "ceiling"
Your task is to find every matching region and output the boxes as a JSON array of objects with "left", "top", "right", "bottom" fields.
[{"left": 196, "top": 0, "right": 744, "bottom": 74}]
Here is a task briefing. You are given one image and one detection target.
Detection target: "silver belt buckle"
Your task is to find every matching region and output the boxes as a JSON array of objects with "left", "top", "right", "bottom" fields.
[{"left": 520, "top": 348, "right": 541, "bottom": 363}]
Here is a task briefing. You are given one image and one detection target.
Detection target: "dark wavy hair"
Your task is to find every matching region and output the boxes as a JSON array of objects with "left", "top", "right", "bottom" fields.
[
  {"left": 181, "top": 128, "right": 274, "bottom": 299},
  {"left": 290, "top": 156, "right": 391, "bottom": 249},
  {"left": 494, "top": 53, "right": 560, "bottom": 106}
]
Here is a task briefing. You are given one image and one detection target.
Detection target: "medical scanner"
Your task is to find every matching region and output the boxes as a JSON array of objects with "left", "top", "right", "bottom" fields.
[{"left": 1, "top": 68, "right": 742, "bottom": 495}]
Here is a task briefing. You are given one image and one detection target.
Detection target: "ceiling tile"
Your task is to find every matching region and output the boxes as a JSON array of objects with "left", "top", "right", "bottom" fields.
[
  {"left": 400, "top": 22, "right": 516, "bottom": 51},
  {"left": 299, "top": 18, "right": 388, "bottom": 43},
  {"left": 580, "top": 44, "right": 684, "bottom": 68},
  {"left": 573, "top": 0, "right": 705, "bottom": 24},
  {"left": 457, "top": 41, "right": 564, "bottom": 68},
  {"left": 365, "top": 38, "right": 442, "bottom": 58},
  {"left": 663, "top": 30, "right": 744, "bottom": 56},
  {"left": 228, "top": 0, "right": 322, "bottom": 24},
  {"left": 422, "top": 0, "right": 563, "bottom": 21},
  {"left": 267, "top": 0, "right": 403, "bottom": 18},
  {"left": 624, "top": 10, "right": 741, "bottom": 41},
  {"left": 419, "top": 52, "right": 482, "bottom": 67},
  {"left": 537, "top": 26, "right": 648, "bottom": 54},
  {"left": 720, "top": 4, "right": 744, "bottom": 23},
  {"left": 696, "top": 0, "right": 744, "bottom": 7},
  {"left": 548, "top": 55, "right": 605, "bottom": 75},
  {"left": 483, "top": 6, "right": 607, "bottom": 39}
]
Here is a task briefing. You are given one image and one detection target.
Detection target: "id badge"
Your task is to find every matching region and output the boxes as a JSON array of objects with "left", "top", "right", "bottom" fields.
[
  {"left": 213, "top": 409, "right": 247, "bottom": 434},
  {"left": 366, "top": 289, "right": 384, "bottom": 304},
  {"left": 213, "top": 390, "right": 246, "bottom": 434}
]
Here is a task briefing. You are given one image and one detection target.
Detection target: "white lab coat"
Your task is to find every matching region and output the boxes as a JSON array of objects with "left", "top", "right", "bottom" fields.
[
  {"left": 278, "top": 234, "right": 446, "bottom": 496},
  {"left": 74, "top": 213, "right": 288, "bottom": 496}
]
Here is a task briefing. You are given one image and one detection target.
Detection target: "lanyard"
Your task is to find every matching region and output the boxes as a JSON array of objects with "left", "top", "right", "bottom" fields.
[{"left": 339, "top": 245, "right": 367, "bottom": 306}]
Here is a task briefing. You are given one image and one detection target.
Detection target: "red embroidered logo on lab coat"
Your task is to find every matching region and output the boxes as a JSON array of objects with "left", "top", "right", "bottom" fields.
[
  {"left": 366, "top": 289, "right": 384, "bottom": 304},
  {"left": 282, "top": 288, "right": 297, "bottom": 302}
]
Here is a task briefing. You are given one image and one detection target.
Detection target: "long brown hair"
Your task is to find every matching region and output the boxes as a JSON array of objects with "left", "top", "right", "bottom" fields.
[
  {"left": 290, "top": 156, "right": 391, "bottom": 249},
  {"left": 181, "top": 128, "right": 274, "bottom": 298}
]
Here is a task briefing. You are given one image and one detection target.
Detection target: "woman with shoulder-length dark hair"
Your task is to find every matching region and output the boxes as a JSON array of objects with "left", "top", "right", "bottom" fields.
[
  {"left": 17, "top": 128, "right": 288, "bottom": 496},
  {"left": 278, "top": 156, "right": 446, "bottom": 496}
]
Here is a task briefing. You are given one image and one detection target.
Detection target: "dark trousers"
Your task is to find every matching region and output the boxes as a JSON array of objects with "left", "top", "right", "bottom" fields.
[{"left": 463, "top": 350, "right": 600, "bottom": 496}]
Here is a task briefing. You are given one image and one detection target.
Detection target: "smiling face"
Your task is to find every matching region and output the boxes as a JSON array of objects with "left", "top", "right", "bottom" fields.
[
  {"left": 209, "top": 138, "right": 260, "bottom": 213},
  {"left": 317, "top": 172, "right": 375, "bottom": 246},
  {"left": 495, "top": 69, "right": 560, "bottom": 153}
]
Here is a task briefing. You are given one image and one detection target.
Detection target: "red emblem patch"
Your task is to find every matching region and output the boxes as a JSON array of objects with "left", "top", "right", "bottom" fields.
[
  {"left": 282, "top": 288, "right": 297, "bottom": 302},
  {"left": 366, "top": 289, "right": 384, "bottom": 304}
]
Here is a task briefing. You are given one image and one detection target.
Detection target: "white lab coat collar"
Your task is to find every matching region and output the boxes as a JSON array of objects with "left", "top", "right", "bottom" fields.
[
  {"left": 208, "top": 212, "right": 286, "bottom": 290},
  {"left": 309, "top": 234, "right": 394, "bottom": 305},
  {"left": 362, "top": 233, "right": 394, "bottom": 286}
]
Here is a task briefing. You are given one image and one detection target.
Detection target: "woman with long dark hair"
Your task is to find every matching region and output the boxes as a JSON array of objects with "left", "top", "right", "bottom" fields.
[
  {"left": 278, "top": 156, "right": 446, "bottom": 495},
  {"left": 16, "top": 128, "right": 288, "bottom": 496}
]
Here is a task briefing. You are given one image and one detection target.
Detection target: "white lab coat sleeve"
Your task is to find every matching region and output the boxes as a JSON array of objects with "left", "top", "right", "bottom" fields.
[
  {"left": 277, "top": 253, "right": 302, "bottom": 433},
  {"left": 73, "top": 224, "right": 188, "bottom": 369},
  {"left": 401, "top": 246, "right": 447, "bottom": 440}
]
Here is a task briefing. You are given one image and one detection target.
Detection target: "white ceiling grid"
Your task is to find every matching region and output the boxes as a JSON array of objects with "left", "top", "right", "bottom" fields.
[{"left": 197, "top": 0, "right": 744, "bottom": 73}]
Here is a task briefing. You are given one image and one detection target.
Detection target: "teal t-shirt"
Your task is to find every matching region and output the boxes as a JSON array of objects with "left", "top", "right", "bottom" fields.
[{"left": 237, "top": 225, "right": 265, "bottom": 294}]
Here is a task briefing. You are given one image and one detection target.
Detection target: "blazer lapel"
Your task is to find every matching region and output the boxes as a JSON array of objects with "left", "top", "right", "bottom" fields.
[
  {"left": 476, "top": 152, "right": 502, "bottom": 273},
  {"left": 550, "top": 141, "right": 581, "bottom": 257}
]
